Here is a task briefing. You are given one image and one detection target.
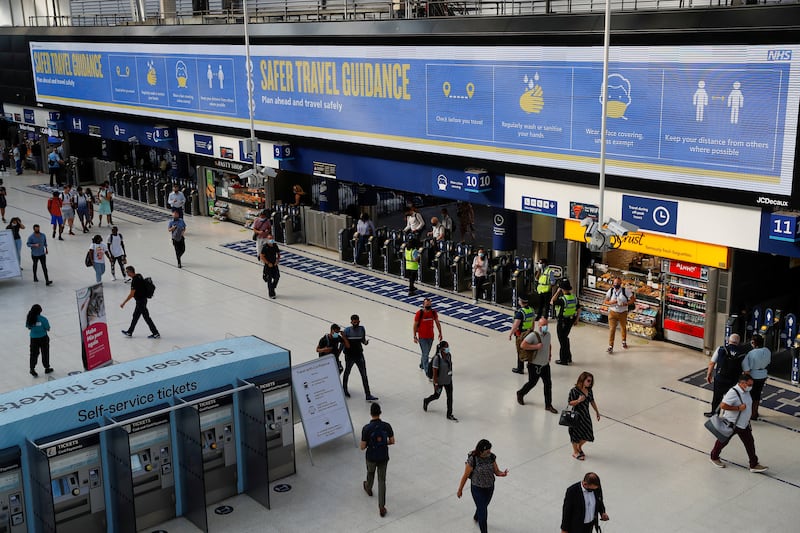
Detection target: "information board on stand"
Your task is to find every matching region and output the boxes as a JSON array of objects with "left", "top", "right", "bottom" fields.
[
  {"left": 291, "top": 355, "right": 354, "bottom": 460},
  {"left": 0, "top": 230, "right": 22, "bottom": 281}
]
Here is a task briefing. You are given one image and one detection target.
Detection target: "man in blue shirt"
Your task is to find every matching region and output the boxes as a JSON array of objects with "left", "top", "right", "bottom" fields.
[
  {"left": 167, "top": 210, "right": 187, "bottom": 268},
  {"left": 26, "top": 224, "right": 52, "bottom": 285},
  {"left": 47, "top": 147, "right": 61, "bottom": 186},
  {"left": 743, "top": 333, "right": 771, "bottom": 421}
]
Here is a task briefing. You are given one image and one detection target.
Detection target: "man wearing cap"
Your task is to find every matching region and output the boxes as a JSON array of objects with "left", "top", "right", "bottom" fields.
[
  {"left": 360, "top": 402, "right": 395, "bottom": 517},
  {"left": 552, "top": 279, "right": 581, "bottom": 365},
  {"left": 317, "top": 323, "right": 345, "bottom": 374},
  {"left": 509, "top": 295, "right": 535, "bottom": 374}
]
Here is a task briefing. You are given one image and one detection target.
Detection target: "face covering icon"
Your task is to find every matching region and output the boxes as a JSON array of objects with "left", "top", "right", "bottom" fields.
[{"left": 601, "top": 73, "right": 631, "bottom": 120}]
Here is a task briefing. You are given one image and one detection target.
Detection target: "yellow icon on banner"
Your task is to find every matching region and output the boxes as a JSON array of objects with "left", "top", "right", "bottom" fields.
[
  {"left": 466, "top": 82, "right": 475, "bottom": 98},
  {"left": 175, "top": 60, "right": 189, "bottom": 88},
  {"left": 519, "top": 73, "right": 544, "bottom": 114},
  {"left": 442, "top": 82, "right": 451, "bottom": 97},
  {"left": 146, "top": 61, "right": 157, "bottom": 86},
  {"left": 602, "top": 73, "right": 631, "bottom": 120}
]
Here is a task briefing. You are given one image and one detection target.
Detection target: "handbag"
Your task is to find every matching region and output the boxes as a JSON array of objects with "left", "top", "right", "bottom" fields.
[
  {"left": 559, "top": 407, "right": 578, "bottom": 427},
  {"left": 85, "top": 249, "right": 94, "bottom": 268}
]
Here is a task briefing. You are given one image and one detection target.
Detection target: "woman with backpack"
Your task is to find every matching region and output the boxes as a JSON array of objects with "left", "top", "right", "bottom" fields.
[
  {"left": 26, "top": 304, "right": 53, "bottom": 377},
  {"left": 422, "top": 340, "right": 458, "bottom": 422},
  {"left": 456, "top": 438, "right": 509, "bottom": 533}
]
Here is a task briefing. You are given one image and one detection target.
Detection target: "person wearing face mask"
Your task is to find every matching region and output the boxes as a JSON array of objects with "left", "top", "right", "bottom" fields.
[
  {"left": 602, "top": 276, "right": 634, "bottom": 353},
  {"left": 551, "top": 279, "right": 581, "bottom": 365},
  {"left": 509, "top": 296, "right": 535, "bottom": 374},
  {"left": 317, "top": 323, "right": 345, "bottom": 374},
  {"left": 535, "top": 258, "right": 556, "bottom": 320},
  {"left": 413, "top": 297, "right": 443, "bottom": 375},
  {"left": 6, "top": 217, "right": 25, "bottom": 269},
  {"left": 167, "top": 210, "right": 187, "bottom": 268},
  {"left": 457, "top": 439, "right": 508, "bottom": 533},
  {"left": 471, "top": 248, "right": 489, "bottom": 303},
  {"left": 560, "top": 472, "right": 609, "bottom": 533},
  {"left": 709, "top": 374, "right": 768, "bottom": 472},
  {"left": 428, "top": 216, "right": 445, "bottom": 241},
  {"left": 516, "top": 318, "right": 558, "bottom": 413},
  {"left": 259, "top": 232, "right": 281, "bottom": 299},
  {"left": 743, "top": 333, "right": 771, "bottom": 421},
  {"left": 422, "top": 340, "right": 458, "bottom": 421}
]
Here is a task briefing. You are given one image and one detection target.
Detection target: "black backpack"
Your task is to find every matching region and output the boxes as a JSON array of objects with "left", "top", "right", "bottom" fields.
[
  {"left": 366, "top": 421, "right": 390, "bottom": 462},
  {"left": 717, "top": 345, "right": 746, "bottom": 381},
  {"left": 141, "top": 276, "right": 156, "bottom": 299}
]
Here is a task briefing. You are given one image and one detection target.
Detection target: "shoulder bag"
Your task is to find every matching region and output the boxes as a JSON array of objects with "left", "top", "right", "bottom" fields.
[
  {"left": 703, "top": 389, "right": 743, "bottom": 442},
  {"left": 85, "top": 248, "right": 94, "bottom": 268}
]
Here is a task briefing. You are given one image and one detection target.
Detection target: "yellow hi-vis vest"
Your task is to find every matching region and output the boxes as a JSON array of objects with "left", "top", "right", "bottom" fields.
[
  {"left": 405, "top": 247, "right": 419, "bottom": 271},
  {"left": 560, "top": 293, "right": 578, "bottom": 318},
  {"left": 537, "top": 267, "right": 553, "bottom": 293}
]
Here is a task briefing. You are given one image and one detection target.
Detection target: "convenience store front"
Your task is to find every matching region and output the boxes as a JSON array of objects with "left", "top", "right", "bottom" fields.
[{"left": 564, "top": 220, "right": 729, "bottom": 351}]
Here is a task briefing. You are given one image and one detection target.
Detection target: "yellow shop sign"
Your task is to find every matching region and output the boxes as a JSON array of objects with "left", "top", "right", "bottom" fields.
[{"left": 564, "top": 220, "right": 728, "bottom": 268}]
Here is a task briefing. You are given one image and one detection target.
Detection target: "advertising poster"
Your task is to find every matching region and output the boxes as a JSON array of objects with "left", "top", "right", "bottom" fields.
[
  {"left": 76, "top": 283, "right": 112, "bottom": 370},
  {"left": 29, "top": 42, "right": 800, "bottom": 198},
  {"left": 0, "top": 229, "right": 22, "bottom": 281},
  {"left": 291, "top": 355, "right": 353, "bottom": 449}
]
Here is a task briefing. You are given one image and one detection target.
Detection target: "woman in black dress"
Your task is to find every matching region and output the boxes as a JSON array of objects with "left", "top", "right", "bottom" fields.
[{"left": 567, "top": 371, "right": 601, "bottom": 460}]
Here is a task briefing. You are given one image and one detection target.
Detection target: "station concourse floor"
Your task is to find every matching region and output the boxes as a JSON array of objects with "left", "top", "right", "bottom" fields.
[{"left": 2, "top": 171, "right": 799, "bottom": 532}]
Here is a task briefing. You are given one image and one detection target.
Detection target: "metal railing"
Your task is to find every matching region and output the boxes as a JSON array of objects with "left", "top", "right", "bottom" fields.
[{"left": 24, "top": 0, "right": 799, "bottom": 27}]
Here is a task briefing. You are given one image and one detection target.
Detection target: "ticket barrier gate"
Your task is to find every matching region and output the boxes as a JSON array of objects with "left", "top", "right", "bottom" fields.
[
  {"left": 490, "top": 254, "right": 514, "bottom": 305},
  {"left": 451, "top": 243, "right": 473, "bottom": 293},
  {"left": 433, "top": 241, "right": 455, "bottom": 289},
  {"left": 183, "top": 388, "right": 238, "bottom": 505},
  {"left": 417, "top": 238, "right": 437, "bottom": 286},
  {"left": 112, "top": 406, "right": 176, "bottom": 530},
  {"left": 157, "top": 181, "right": 169, "bottom": 208},
  {"left": 511, "top": 257, "right": 533, "bottom": 305},
  {"left": 339, "top": 228, "right": 355, "bottom": 263},
  {"left": 246, "top": 371, "right": 296, "bottom": 482},
  {"left": 270, "top": 205, "right": 285, "bottom": 243},
  {"left": 367, "top": 227, "right": 387, "bottom": 271},
  {"left": 381, "top": 229, "right": 404, "bottom": 275},
  {"left": 132, "top": 172, "right": 144, "bottom": 202},
  {"left": 282, "top": 206, "right": 303, "bottom": 245},
  {"left": 30, "top": 426, "right": 106, "bottom": 533},
  {"left": 0, "top": 447, "right": 25, "bottom": 532}
]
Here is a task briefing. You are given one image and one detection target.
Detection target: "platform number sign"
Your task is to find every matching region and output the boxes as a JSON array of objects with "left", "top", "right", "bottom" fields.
[
  {"left": 768, "top": 212, "right": 800, "bottom": 242},
  {"left": 273, "top": 143, "right": 294, "bottom": 161},
  {"left": 463, "top": 169, "right": 492, "bottom": 193}
]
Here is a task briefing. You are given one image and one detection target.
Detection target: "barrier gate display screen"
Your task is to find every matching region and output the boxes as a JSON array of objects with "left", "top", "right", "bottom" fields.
[
  {"left": 123, "top": 411, "right": 175, "bottom": 529},
  {"left": 195, "top": 394, "right": 237, "bottom": 504},
  {"left": 39, "top": 432, "right": 105, "bottom": 533},
  {"left": 0, "top": 447, "right": 25, "bottom": 533}
]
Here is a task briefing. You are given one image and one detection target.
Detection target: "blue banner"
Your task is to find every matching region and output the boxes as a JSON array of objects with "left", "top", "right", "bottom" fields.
[
  {"left": 30, "top": 43, "right": 800, "bottom": 197},
  {"left": 622, "top": 194, "right": 678, "bottom": 235},
  {"left": 66, "top": 112, "right": 177, "bottom": 149}
]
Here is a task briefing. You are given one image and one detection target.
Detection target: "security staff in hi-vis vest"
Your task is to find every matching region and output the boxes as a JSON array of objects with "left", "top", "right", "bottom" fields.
[
  {"left": 405, "top": 238, "right": 420, "bottom": 296},
  {"left": 509, "top": 295, "right": 536, "bottom": 374},
  {"left": 535, "top": 258, "right": 556, "bottom": 320},
  {"left": 552, "top": 279, "right": 581, "bottom": 365}
]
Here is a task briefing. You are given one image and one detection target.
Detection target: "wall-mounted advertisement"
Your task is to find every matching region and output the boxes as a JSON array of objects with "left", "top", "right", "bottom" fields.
[{"left": 30, "top": 42, "right": 800, "bottom": 198}]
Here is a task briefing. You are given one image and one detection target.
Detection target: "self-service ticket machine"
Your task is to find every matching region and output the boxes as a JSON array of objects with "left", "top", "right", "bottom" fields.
[
  {"left": 113, "top": 406, "right": 176, "bottom": 530},
  {"left": 184, "top": 388, "right": 238, "bottom": 505},
  {"left": 32, "top": 429, "right": 106, "bottom": 533},
  {"left": 249, "top": 371, "right": 296, "bottom": 482},
  {"left": 0, "top": 447, "right": 25, "bottom": 533}
]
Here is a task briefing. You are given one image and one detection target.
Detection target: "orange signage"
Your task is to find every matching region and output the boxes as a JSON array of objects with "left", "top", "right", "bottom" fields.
[{"left": 564, "top": 219, "right": 728, "bottom": 269}]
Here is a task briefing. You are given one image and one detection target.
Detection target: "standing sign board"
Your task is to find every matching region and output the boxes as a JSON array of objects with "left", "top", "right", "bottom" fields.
[
  {"left": 291, "top": 355, "right": 354, "bottom": 458},
  {"left": 0, "top": 230, "right": 21, "bottom": 281},
  {"left": 76, "top": 283, "right": 113, "bottom": 370}
]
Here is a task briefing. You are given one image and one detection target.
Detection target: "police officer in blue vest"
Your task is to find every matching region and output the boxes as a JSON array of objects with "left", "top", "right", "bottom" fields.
[{"left": 552, "top": 279, "right": 580, "bottom": 365}]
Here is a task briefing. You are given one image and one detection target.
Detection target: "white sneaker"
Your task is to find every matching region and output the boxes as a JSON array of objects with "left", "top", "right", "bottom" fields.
[{"left": 112, "top": 274, "right": 117, "bottom": 281}]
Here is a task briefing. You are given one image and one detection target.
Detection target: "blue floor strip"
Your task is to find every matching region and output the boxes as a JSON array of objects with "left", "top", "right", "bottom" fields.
[
  {"left": 222, "top": 240, "right": 511, "bottom": 332},
  {"left": 679, "top": 369, "right": 800, "bottom": 418},
  {"left": 30, "top": 184, "right": 172, "bottom": 223}
]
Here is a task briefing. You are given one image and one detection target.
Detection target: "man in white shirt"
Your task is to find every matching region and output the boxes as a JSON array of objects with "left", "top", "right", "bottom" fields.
[
  {"left": 428, "top": 217, "right": 445, "bottom": 241},
  {"left": 403, "top": 206, "right": 424, "bottom": 236},
  {"left": 168, "top": 184, "right": 186, "bottom": 218},
  {"left": 354, "top": 212, "right": 376, "bottom": 264},
  {"left": 709, "top": 374, "right": 768, "bottom": 472}
]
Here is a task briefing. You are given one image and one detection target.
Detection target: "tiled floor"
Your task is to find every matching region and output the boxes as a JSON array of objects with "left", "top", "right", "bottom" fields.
[{"left": 2, "top": 171, "right": 799, "bottom": 532}]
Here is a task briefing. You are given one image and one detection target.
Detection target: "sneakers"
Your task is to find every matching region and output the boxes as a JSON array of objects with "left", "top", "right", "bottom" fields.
[
  {"left": 703, "top": 411, "right": 714, "bottom": 418},
  {"left": 147, "top": 333, "right": 161, "bottom": 339},
  {"left": 112, "top": 274, "right": 117, "bottom": 281},
  {"left": 45, "top": 367, "right": 54, "bottom": 374},
  {"left": 607, "top": 346, "right": 613, "bottom": 353},
  {"left": 363, "top": 481, "right": 373, "bottom": 497},
  {"left": 366, "top": 395, "right": 379, "bottom": 402},
  {"left": 516, "top": 392, "right": 524, "bottom": 405},
  {"left": 709, "top": 457, "right": 725, "bottom": 468},
  {"left": 622, "top": 341, "right": 628, "bottom": 349},
  {"left": 749, "top": 464, "right": 768, "bottom": 473},
  {"left": 511, "top": 368, "right": 523, "bottom": 374},
  {"left": 121, "top": 330, "right": 132, "bottom": 337},
  {"left": 30, "top": 369, "right": 38, "bottom": 377},
  {"left": 45, "top": 280, "right": 53, "bottom": 286},
  {"left": 379, "top": 506, "right": 387, "bottom": 517},
  {"left": 447, "top": 414, "right": 459, "bottom": 422},
  {"left": 423, "top": 398, "right": 430, "bottom": 412}
]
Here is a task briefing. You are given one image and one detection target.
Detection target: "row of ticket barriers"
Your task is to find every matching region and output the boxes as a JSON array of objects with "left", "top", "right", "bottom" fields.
[
  {"left": 338, "top": 228, "right": 543, "bottom": 305},
  {"left": 0, "top": 372, "right": 294, "bottom": 533},
  {"left": 107, "top": 167, "right": 201, "bottom": 216}
]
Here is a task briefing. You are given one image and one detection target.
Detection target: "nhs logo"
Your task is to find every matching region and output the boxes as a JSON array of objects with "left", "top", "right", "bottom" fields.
[{"left": 767, "top": 50, "right": 792, "bottom": 61}]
